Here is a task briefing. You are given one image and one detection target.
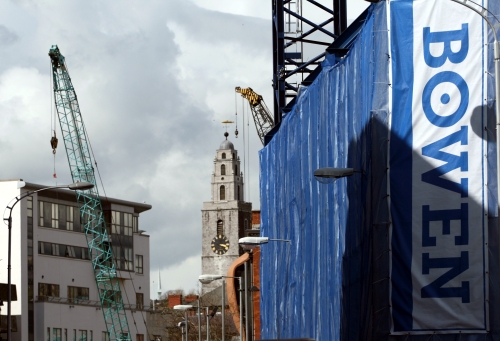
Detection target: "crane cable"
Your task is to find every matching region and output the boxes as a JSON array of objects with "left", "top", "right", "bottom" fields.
[
  {"left": 246, "top": 100, "right": 250, "bottom": 202},
  {"left": 49, "top": 60, "right": 58, "bottom": 179},
  {"left": 241, "top": 96, "right": 246, "bottom": 201},
  {"left": 234, "top": 90, "right": 239, "bottom": 138}
]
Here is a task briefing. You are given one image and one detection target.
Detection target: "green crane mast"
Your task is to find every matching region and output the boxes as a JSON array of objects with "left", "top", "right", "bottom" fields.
[{"left": 49, "top": 45, "right": 131, "bottom": 341}]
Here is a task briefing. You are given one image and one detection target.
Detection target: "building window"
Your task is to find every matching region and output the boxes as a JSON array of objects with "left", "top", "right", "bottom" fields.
[
  {"left": 90, "top": 331, "right": 93, "bottom": 341},
  {"left": 136, "top": 293, "right": 144, "bottom": 310},
  {"left": 52, "top": 203, "right": 59, "bottom": 228},
  {"left": 221, "top": 164, "right": 226, "bottom": 175},
  {"left": 244, "top": 219, "right": 248, "bottom": 230},
  {"left": 111, "top": 211, "right": 121, "bottom": 234},
  {"left": 234, "top": 165, "right": 238, "bottom": 175},
  {"left": 100, "top": 290, "right": 122, "bottom": 306},
  {"left": 39, "top": 201, "right": 80, "bottom": 232},
  {"left": 133, "top": 216, "right": 138, "bottom": 233},
  {"left": 79, "top": 330, "right": 87, "bottom": 341},
  {"left": 135, "top": 255, "right": 143, "bottom": 274},
  {"left": 238, "top": 186, "right": 241, "bottom": 201},
  {"left": 65, "top": 246, "right": 76, "bottom": 258},
  {"left": 65, "top": 329, "right": 68, "bottom": 341},
  {"left": 48, "top": 328, "right": 50, "bottom": 341},
  {"left": 52, "top": 243, "right": 60, "bottom": 256},
  {"left": 53, "top": 328, "right": 62, "bottom": 341},
  {"left": 108, "top": 211, "right": 134, "bottom": 270},
  {"left": 39, "top": 242, "right": 52, "bottom": 255},
  {"left": 221, "top": 152, "right": 226, "bottom": 159},
  {"left": 137, "top": 335, "right": 144, "bottom": 341},
  {"left": 102, "top": 332, "right": 110, "bottom": 341},
  {"left": 217, "top": 220, "right": 223, "bottom": 236},
  {"left": 153, "top": 336, "right": 162, "bottom": 341},
  {"left": 27, "top": 196, "right": 33, "bottom": 217},
  {"left": 39, "top": 283, "right": 60, "bottom": 297},
  {"left": 39, "top": 242, "right": 90, "bottom": 260},
  {"left": 68, "top": 286, "right": 89, "bottom": 302},
  {"left": 124, "top": 213, "right": 133, "bottom": 236},
  {"left": 124, "top": 248, "right": 133, "bottom": 270},
  {"left": 66, "top": 206, "right": 74, "bottom": 230},
  {"left": 220, "top": 186, "right": 225, "bottom": 200}
]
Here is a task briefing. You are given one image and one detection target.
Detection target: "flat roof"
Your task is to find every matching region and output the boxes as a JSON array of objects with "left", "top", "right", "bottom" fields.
[{"left": 17, "top": 181, "right": 152, "bottom": 214}]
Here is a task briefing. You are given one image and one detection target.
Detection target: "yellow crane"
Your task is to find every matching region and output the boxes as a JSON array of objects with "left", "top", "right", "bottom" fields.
[{"left": 235, "top": 87, "right": 274, "bottom": 145}]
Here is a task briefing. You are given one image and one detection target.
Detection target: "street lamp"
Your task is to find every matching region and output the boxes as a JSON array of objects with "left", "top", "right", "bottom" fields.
[
  {"left": 238, "top": 237, "right": 291, "bottom": 251},
  {"left": 3, "top": 181, "right": 94, "bottom": 341},
  {"left": 313, "top": 167, "right": 361, "bottom": 184},
  {"left": 174, "top": 305, "right": 193, "bottom": 341},
  {"left": 198, "top": 275, "right": 243, "bottom": 341}
]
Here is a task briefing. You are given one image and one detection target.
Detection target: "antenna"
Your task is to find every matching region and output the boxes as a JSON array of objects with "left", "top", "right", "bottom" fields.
[{"left": 157, "top": 269, "right": 162, "bottom": 300}]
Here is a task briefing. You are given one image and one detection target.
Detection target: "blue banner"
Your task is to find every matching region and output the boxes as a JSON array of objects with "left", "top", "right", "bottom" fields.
[{"left": 390, "top": 0, "right": 488, "bottom": 333}]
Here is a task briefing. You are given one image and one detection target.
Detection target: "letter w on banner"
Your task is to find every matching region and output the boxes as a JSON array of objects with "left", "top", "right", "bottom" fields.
[{"left": 389, "top": 0, "right": 488, "bottom": 333}]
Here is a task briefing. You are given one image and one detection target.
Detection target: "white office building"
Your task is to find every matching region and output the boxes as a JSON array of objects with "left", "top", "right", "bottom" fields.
[{"left": 0, "top": 180, "right": 152, "bottom": 341}]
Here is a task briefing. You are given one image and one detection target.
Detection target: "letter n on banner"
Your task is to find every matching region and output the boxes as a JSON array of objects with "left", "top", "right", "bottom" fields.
[{"left": 389, "top": 0, "right": 488, "bottom": 334}]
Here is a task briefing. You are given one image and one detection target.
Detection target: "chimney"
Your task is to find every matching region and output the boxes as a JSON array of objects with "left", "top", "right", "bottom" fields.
[{"left": 167, "top": 294, "right": 182, "bottom": 308}]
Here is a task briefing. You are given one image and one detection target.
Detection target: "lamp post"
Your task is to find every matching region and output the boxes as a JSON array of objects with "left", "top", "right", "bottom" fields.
[
  {"left": 199, "top": 275, "right": 243, "bottom": 341},
  {"left": 174, "top": 305, "right": 193, "bottom": 341},
  {"left": 177, "top": 321, "right": 186, "bottom": 341},
  {"left": 205, "top": 307, "right": 210, "bottom": 341},
  {"left": 3, "top": 181, "right": 94, "bottom": 341},
  {"left": 238, "top": 237, "right": 290, "bottom": 340},
  {"left": 197, "top": 299, "right": 201, "bottom": 341}
]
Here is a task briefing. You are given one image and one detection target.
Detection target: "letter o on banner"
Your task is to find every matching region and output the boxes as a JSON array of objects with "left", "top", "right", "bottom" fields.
[{"left": 422, "top": 71, "right": 469, "bottom": 127}]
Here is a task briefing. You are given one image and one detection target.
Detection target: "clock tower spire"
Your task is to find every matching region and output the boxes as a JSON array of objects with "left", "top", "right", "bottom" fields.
[{"left": 201, "top": 131, "right": 252, "bottom": 294}]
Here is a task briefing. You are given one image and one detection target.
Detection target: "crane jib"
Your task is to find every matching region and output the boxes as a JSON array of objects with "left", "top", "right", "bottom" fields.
[{"left": 49, "top": 45, "right": 132, "bottom": 341}]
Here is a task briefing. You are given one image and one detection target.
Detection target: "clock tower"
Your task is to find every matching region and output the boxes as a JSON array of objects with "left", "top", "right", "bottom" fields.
[{"left": 201, "top": 132, "right": 252, "bottom": 293}]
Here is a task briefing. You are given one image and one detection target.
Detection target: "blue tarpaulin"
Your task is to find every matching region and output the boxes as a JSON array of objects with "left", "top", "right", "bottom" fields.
[{"left": 258, "top": 1, "right": 500, "bottom": 340}]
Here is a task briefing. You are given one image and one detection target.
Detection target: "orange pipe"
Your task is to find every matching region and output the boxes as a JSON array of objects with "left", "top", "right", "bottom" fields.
[{"left": 226, "top": 252, "right": 250, "bottom": 341}]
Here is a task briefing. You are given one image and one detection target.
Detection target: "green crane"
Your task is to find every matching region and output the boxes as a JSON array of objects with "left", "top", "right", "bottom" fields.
[{"left": 49, "top": 45, "right": 131, "bottom": 341}]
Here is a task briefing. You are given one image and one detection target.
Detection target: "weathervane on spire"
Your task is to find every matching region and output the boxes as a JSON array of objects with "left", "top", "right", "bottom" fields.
[{"left": 222, "top": 120, "right": 234, "bottom": 140}]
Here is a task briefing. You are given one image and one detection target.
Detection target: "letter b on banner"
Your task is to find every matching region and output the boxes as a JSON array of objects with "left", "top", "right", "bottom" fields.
[{"left": 424, "top": 24, "right": 469, "bottom": 67}]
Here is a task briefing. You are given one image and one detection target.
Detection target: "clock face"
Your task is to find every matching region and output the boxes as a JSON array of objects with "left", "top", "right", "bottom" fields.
[{"left": 211, "top": 235, "right": 230, "bottom": 255}]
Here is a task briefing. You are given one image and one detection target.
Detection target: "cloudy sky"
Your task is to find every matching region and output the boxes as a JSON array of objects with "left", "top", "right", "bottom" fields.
[{"left": 0, "top": 0, "right": 370, "bottom": 299}]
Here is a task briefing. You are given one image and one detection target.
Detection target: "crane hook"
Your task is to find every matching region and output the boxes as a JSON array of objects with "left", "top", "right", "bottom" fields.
[{"left": 50, "top": 131, "right": 58, "bottom": 155}]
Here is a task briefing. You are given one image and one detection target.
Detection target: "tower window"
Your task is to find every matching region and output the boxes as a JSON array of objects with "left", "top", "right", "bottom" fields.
[
  {"left": 232, "top": 153, "right": 235, "bottom": 159},
  {"left": 238, "top": 186, "right": 241, "bottom": 201},
  {"left": 234, "top": 165, "right": 238, "bottom": 175},
  {"left": 222, "top": 153, "right": 226, "bottom": 159},
  {"left": 220, "top": 186, "right": 226, "bottom": 200},
  {"left": 221, "top": 164, "right": 226, "bottom": 175},
  {"left": 217, "top": 220, "right": 223, "bottom": 236}
]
